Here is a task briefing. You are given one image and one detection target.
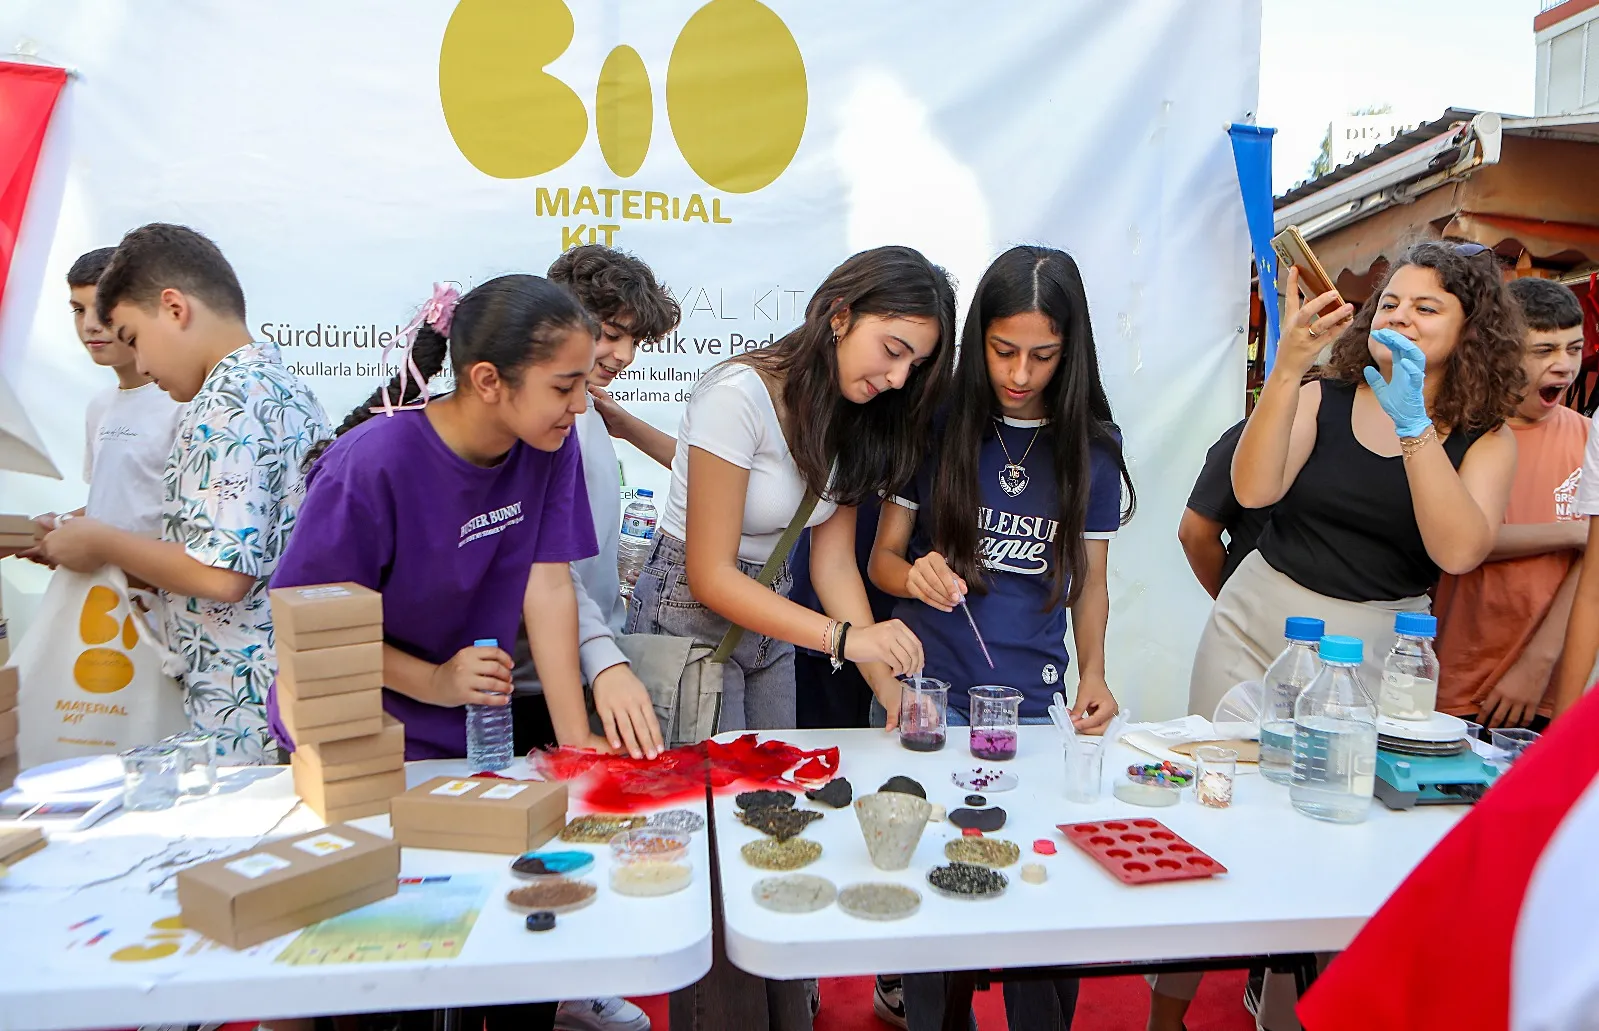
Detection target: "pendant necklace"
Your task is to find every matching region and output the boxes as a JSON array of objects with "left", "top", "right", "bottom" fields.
[{"left": 993, "top": 419, "right": 1042, "bottom": 498}]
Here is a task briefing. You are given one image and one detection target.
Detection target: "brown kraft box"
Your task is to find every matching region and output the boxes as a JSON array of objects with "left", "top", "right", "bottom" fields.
[
  {"left": 292, "top": 758, "right": 406, "bottom": 818},
  {"left": 270, "top": 583, "right": 382, "bottom": 651},
  {"left": 277, "top": 685, "right": 384, "bottom": 747},
  {"left": 0, "top": 708, "right": 16, "bottom": 745},
  {"left": 0, "top": 664, "right": 16, "bottom": 710},
  {"left": 0, "top": 825, "right": 46, "bottom": 866},
  {"left": 284, "top": 624, "right": 383, "bottom": 650},
  {"left": 390, "top": 777, "right": 568, "bottom": 855},
  {"left": 276, "top": 642, "right": 383, "bottom": 699},
  {"left": 177, "top": 824, "right": 399, "bottom": 949},
  {"left": 298, "top": 713, "right": 406, "bottom": 767}
]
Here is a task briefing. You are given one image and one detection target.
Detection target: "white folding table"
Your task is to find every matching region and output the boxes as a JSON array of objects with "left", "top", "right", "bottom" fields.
[
  {"left": 711, "top": 727, "right": 1464, "bottom": 1029},
  {"left": 0, "top": 759, "right": 712, "bottom": 1030}
]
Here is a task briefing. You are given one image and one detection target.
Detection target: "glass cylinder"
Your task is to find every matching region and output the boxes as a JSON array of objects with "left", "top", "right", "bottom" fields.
[
  {"left": 120, "top": 743, "right": 180, "bottom": 812},
  {"left": 1195, "top": 745, "right": 1238, "bottom": 809},
  {"left": 898, "top": 676, "right": 949, "bottom": 752},
  {"left": 968, "top": 686, "right": 1022, "bottom": 761},
  {"left": 167, "top": 731, "right": 219, "bottom": 797},
  {"left": 1063, "top": 738, "right": 1104, "bottom": 803}
]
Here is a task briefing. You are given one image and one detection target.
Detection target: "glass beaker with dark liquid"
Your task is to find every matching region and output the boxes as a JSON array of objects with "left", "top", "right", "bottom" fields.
[{"left": 898, "top": 677, "right": 950, "bottom": 752}]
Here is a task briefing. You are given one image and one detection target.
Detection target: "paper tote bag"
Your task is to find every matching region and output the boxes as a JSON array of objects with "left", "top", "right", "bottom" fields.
[{"left": 13, "top": 566, "right": 189, "bottom": 767}]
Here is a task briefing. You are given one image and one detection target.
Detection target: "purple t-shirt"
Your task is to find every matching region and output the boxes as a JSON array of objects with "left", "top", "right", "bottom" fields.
[{"left": 268, "top": 409, "right": 597, "bottom": 759}]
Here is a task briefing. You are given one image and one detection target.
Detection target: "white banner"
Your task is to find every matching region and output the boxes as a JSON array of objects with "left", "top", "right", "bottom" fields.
[{"left": 0, "top": 0, "right": 1260, "bottom": 720}]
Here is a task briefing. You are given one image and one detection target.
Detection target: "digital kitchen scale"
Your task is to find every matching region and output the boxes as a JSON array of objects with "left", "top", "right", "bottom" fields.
[{"left": 1372, "top": 712, "right": 1496, "bottom": 810}]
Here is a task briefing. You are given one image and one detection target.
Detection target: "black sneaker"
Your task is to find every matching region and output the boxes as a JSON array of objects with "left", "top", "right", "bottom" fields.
[{"left": 874, "top": 975, "right": 907, "bottom": 1029}]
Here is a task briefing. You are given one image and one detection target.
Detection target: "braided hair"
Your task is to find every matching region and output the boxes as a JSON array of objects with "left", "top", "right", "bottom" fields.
[{"left": 304, "top": 275, "right": 597, "bottom": 469}]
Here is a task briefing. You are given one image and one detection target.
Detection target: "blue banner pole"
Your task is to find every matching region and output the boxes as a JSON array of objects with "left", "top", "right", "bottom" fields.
[{"left": 1228, "top": 124, "right": 1280, "bottom": 374}]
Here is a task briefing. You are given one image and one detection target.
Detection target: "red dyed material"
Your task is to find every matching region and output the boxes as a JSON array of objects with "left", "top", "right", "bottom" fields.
[{"left": 528, "top": 735, "right": 841, "bottom": 812}]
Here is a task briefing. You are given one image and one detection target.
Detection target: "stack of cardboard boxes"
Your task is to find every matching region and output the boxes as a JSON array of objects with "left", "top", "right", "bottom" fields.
[
  {"left": 0, "top": 515, "right": 33, "bottom": 560},
  {"left": 269, "top": 583, "right": 404, "bottom": 822}
]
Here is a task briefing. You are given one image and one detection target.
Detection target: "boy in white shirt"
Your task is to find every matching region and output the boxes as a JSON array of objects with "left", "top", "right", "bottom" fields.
[{"left": 31, "top": 248, "right": 182, "bottom": 546}]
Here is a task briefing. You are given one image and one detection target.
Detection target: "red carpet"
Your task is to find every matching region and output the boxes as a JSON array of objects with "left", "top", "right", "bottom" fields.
[{"left": 631, "top": 970, "right": 1256, "bottom": 1029}]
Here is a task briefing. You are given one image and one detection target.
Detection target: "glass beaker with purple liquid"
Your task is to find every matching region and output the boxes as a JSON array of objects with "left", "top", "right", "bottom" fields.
[
  {"left": 968, "top": 686, "right": 1022, "bottom": 761},
  {"left": 898, "top": 676, "right": 949, "bottom": 752}
]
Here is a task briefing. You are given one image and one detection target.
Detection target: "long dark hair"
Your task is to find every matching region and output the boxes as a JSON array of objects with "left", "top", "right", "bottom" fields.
[
  {"left": 929, "top": 246, "right": 1135, "bottom": 609},
  {"left": 1324, "top": 239, "right": 1524, "bottom": 434},
  {"left": 736, "top": 245, "right": 957, "bottom": 505},
  {"left": 307, "top": 275, "right": 598, "bottom": 466}
]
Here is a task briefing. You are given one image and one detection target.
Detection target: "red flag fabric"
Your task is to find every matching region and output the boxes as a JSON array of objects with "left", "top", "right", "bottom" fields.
[
  {"left": 1298, "top": 686, "right": 1599, "bottom": 1030},
  {"left": 0, "top": 61, "right": 68, "bottom": 326}
]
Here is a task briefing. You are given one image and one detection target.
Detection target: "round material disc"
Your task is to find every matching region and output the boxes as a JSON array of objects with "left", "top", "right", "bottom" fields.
[
  {"left": 837, "top": 882, "right": 923, "bottom": 921},
  {"left": 1376, "top": 711, "right": 1468, "bottom": 744},
  {"left": 753, "top": 874, "right": 837, "bottom": 914},
  {"left": 949, "top": 806, "right": 1007, "bottom": 832}
]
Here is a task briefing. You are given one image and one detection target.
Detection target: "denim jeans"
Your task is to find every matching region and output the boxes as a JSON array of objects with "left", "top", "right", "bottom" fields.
[
  {"left": 625, "top": 532, "right": 798, "bottom": 732},
  {"left": 626, "top": 532, "right": 811, "bottom": 1031},
  {"left": 869, "top": 704, "right": 1080, "bottom": 1031}
]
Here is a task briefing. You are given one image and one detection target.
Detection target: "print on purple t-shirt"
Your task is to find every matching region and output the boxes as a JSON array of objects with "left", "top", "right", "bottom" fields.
[{"left": 268, "top": 409, "right": 597, "bottom": 759}]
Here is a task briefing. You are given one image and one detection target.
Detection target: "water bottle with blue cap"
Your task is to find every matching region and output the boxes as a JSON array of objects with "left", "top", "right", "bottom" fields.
[
  {"left": 1378, "top": 612, "right": 1439, "bottom": 722},
  {"left": 1259, "top": 616, "right": 1325, "bottom": 785},
  {"left": 465, "top": 638, "right": 514, "bottom": 772},
  {"left": 1290, "top": 635, "right": 1378, "bottom": 824}
]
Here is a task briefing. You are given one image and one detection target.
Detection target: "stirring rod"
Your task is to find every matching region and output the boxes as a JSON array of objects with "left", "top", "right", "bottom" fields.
[{"left": 955, "top": 593, "right": 995, "bottom": 668}]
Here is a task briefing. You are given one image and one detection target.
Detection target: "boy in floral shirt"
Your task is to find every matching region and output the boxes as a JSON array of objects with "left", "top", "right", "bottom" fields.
[{"left": 41, "top": 224, "right": 330, "bottom": 762}]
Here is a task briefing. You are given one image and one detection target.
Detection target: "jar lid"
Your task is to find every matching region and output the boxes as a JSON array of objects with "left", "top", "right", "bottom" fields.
[
  {"left": 1318, "top": 635, "right": 1363, "bottom": 664},
  {"left": 1284, "top": 616, "right": 1325, "bottom": 642},
  {"left": 1394, "top": 612, "right": 1437, "bottom": 638}
]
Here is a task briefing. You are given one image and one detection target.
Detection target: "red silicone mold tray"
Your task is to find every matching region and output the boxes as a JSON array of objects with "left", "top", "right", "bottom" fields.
[{"left": 1057, "top": 818, "right": 1227, "bottom": 885}]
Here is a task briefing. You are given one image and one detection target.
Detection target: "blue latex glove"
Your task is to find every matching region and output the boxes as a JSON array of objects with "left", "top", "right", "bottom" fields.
[{"left": 1363, "top": 328, "right": 1432, "bottom": 438}]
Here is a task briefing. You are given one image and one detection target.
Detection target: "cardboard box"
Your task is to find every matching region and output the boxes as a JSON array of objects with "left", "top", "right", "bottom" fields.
[
  {"left": 177, "top": 824, "right": 399, "bottom": 949},
  {"left": 270, "top": 583, "right": 382, "bottom": 651},
  {"left": 0, "top": 708, "right": 15, "bottom": 744},
  {"left": 278, "top": 681, "right": 383, "bottom": 745},
  {"left": 0, "top": 825, "right": 45, "bottom": 866},
  {"left": 0, "top": 752, "right": 17, "bottom": 792},
  {"left": 292, "top": 758, "right": 405, "bottom": 817},
  {"left": 318, "top": 796, "right": 394, "bottom": 823},
  {"left": 0, "top": 665, "right": 15, "bottom": 710},
  {"left": 391, "top": 777, "right": 568, "bottom": 855},
  {"left": 283, "top": 624, "right": 383, "bottom": 651},
  {"left": 295, "top": 739, "right": 404, "bottom": 783},
  {"left": 300, "top": 713, "right": 406, "bottom": 768},
  {"left": 0, "top": 515, "right": 34, "bottom": 537},
  {"left": 277, "top": 642, "right": 382, "bottom": 687}
]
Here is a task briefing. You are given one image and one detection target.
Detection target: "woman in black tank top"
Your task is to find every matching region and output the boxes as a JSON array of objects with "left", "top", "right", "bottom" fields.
[
  {"left": 1186, "top": 241, "right": 1524, "bottom": 717},
  {"left": 1160, "top": 240, "right": 1526, "bottom": 1031}
]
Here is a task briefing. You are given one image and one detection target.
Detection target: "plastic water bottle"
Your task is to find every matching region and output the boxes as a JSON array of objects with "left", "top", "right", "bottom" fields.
[
  {"left": 465, "top": 638, "right": 514, "bottom": 772},
  {"left": 1291, "top": 635, "right": 1378, "bottom": 824},
  {"left": 1259, "top": 616, "right": 1325, "bottom": 785},
  {"left": 1378, "top": 612, "right": 1439, "bottom": 721},
  {"left": 618, "top": 489, "right": 658, "bottom": 598}
]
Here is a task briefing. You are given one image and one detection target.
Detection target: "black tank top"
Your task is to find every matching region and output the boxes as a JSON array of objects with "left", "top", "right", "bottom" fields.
[{"left": 1255, "top": 380, "right": 1485, "bottom": 602}]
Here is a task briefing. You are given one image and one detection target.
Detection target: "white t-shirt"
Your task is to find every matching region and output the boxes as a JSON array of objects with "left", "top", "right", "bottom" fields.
[
  {"left": 82, "top": 382, "right": 184, "bottom": 536},
  {"left": 1578, "top": 414, "right": 1599, "bottom": 517},
  {"left": 660, "top": 363, "right": 838, "bottom": 564}
]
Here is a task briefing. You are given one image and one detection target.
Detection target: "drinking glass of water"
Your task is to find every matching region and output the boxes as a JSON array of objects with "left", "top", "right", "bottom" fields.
[{"left": 119, "top": 743, "right": 181, "bottom": 812}]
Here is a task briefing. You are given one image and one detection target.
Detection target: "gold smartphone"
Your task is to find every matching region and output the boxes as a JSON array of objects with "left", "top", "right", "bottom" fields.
[{"left": 1271, "top": 225, "right": 1341, "bottom": 304}]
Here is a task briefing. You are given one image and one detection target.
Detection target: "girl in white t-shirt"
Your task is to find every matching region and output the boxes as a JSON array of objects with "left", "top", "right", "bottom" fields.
[
  {"left": 628, "top": 245, "right": 956, "bottom": 1031},
  {"left": 628, "top": 246, "right": 956, "bottom": 741}
]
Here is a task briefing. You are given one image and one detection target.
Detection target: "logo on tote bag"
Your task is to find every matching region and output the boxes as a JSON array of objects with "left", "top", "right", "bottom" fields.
[
  {"left": 72, "top": 585, "right": 139, "bottom": 698},
  {"left": 439, "top": 0, "right": 807, "bottom": 249}
]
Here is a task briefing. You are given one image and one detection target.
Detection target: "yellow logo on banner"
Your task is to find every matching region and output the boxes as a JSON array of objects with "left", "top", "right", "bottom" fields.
[{"left": 440, "top": 0, "right": 807, "bottom": 246}]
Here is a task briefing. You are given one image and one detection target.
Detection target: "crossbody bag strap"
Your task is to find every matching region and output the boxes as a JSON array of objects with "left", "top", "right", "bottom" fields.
[{"left": 708, "top": 490, "right": 818, "bottom": 664}]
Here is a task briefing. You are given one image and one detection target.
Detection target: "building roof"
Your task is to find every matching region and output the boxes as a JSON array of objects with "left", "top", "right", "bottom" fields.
[{"left": 1274, "top": 107, "right": 1482, "bottom": 208}]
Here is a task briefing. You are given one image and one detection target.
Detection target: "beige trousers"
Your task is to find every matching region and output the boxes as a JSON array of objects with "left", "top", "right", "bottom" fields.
[{"left": 1186, "top": 550, "right": 1430, "bottom": 719}]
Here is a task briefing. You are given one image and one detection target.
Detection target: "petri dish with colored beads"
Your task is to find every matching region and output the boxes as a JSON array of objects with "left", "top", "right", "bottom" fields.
[{"left": 609, "top": 828, "right": 691, "bottom": 865}]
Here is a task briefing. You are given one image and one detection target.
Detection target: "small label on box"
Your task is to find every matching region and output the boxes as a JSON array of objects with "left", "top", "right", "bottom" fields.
[
  {"left": 296, "top": 586, "right": 353, "bottom": 599},
  {"left": 293, "top": 833, "right": 357, "bottom": 857},
  {"left": 226, "top": 852, "right": 293, "bottom": 880},
  {"left": 479, "top": 783, "right": 528, "bottom": 800},
  {"left": 431, "top": 779, "right": 478, "bottom": 797}
]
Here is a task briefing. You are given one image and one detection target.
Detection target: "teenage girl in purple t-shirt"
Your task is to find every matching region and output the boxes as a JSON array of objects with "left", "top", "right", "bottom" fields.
[{"left": 269, "top": 275, "right": 632, "bottom": 770}]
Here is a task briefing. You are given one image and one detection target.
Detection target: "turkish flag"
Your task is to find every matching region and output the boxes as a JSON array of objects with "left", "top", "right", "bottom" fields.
[
  {"left": 1298, "top": 686, "right": 1599, "bottom": 1029},
  {"left": 0, "top": 61, "right": 68, "bottom": 326}
]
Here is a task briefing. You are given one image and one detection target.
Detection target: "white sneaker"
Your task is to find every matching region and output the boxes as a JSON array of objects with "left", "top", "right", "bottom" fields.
[{"left": 554, "top": 997, "right": 651, "bottom": 1031}]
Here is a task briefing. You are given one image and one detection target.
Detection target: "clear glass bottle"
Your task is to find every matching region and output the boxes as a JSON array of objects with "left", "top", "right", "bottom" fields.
[
  {"left": 465, "top": 637, "right": 514, "bottom": 772},
  {"left": 1259, "top": 616, "right": 1325, "bottom": 785},
  {"left": 617, "top": 489, "right": 658, "bottom": 599},
  {"left": 1290, "top": 635, "right": 1378, "bottom": 824},
  {"left": 1378, "top": 612, "right": 1439, "bottom": 721}
]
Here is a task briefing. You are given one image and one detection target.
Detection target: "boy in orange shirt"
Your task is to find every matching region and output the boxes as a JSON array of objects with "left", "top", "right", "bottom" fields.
[{"left": 1433, "top": 278, "right": 1589, "bottom": 731}]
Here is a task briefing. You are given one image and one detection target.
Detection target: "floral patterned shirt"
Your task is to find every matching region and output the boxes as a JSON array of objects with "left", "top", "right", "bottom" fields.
[{"left": 161, "top": 342, "right": 330, "bottom": 762}]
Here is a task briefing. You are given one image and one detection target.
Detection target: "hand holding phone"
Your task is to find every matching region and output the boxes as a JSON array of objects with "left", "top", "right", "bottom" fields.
[
  {"left": 1278, "top": 267, "right": 1354, "bottom": 375},
  {"left": 1271, "top": 226, "right": 1341, "bottom": 303}
]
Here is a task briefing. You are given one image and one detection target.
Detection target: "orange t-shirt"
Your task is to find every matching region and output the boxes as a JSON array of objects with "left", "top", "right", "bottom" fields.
[{"left": 1434, "top": 405, "right": 1589, "bottom": 717}]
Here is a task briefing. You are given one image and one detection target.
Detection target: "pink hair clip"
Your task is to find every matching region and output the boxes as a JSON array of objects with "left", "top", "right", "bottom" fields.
[{"left": 372, "top": 282, "right": 461, "bottom": 416}]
